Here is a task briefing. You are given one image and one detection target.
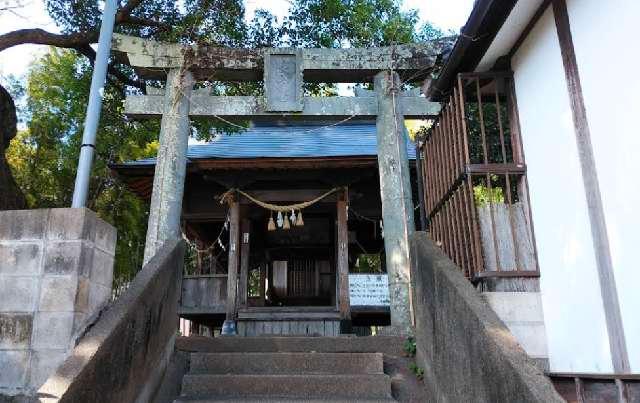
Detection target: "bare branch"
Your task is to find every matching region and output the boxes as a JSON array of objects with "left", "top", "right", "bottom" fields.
[
  {"left": 0, "top": 28, "right": 99, "bottom": 52},
  {"left": 0, "top": 0, "right": 167, "bottom": 53}
]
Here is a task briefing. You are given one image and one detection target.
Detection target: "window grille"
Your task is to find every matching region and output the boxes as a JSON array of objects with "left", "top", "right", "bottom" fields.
[{"left": 420, "top": 72, "right": 539, "bottom": 284}]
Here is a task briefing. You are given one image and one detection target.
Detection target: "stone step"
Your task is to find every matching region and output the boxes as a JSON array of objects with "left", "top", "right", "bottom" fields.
[
  {"left": 180, "top": 374, "right": 393, "bottom": 400},
  {"left": 177, "top": 336, "right": 404, "bottom": 356},
  {"left": 189, "top": 352, "right": 384, "bottom": 375}
]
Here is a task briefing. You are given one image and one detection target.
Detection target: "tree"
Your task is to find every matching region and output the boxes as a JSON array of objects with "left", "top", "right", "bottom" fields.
[
  {"left": 6, "top": 48, "right": 161, "bottom": 287},
  {"left": 282, "top": 0, "right": 443, "bottom": 48},
  {"left": 3, "top": 0, "right": 451, "bottom": 286},
  {"left": 2, "top": 0, "right": 259, "bottom": 286},
  {"left": 0, "top": 0, "right": 247, "bottom": 209},
  {"left": 0, "top": 82, "right": 26, "bottom": 209},
  {"left": 279, "top": 0, "right": 447, "bottom": 96}
]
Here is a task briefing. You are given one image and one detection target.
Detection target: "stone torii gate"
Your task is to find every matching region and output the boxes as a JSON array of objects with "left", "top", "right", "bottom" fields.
[{"left": 112, "top": 34, "right": 443, "bottom": 334}]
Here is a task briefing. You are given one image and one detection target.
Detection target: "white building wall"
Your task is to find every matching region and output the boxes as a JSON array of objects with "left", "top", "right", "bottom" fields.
[
  {"left": 511, "top": 7, "right": 613, "bottom": 372},
  {"left": 566, "top": 0, "right": 640, "bottom": 372}
]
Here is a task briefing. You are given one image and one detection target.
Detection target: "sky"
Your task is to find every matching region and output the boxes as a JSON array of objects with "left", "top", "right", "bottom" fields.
[{"left": 0, "top": 0, "right": 474, "bottom": 78}]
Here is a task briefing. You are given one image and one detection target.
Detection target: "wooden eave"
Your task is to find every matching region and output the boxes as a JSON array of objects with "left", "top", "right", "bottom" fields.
[
  {"left": 192, "top": 156, "right": 381, "bottom": 170},
  {"left": 427, "top": 0, "right": 518, "bottom": 100},
  {"left": 111, "top": 156, "right": 415, "bottom": 200}
]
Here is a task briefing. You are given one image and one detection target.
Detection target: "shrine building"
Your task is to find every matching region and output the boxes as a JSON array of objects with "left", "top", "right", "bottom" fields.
[{"left": 112, "top": 121, "right": 419, "bottom": 335}]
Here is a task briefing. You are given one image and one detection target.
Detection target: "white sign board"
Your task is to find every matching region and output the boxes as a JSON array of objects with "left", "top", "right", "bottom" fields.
[{"left": 349, "top": 274, "right": 390, "bottom": 306}]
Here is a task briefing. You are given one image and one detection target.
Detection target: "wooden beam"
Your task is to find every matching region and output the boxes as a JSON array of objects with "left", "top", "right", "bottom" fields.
[
  {"left": 112, "top": 34, "right": 448, "bottom": 82},
  {"left": 415, "top": 144, "right": 427, "bottom": 230},
  {"left": 225, "top": 197, "right": 240, "bottom": 320},
  {"left": 181, "top": 212, "right": 227, "bottom": 222},
  {"left": 238, "top": 218, "right": 251, "bottom": 309},
  {"left": 465, "top": 163, "right": 526, "bottom": 175},
  {"left": 124, "top": 95, "right": 440, "bottom": 119},
  {"left": 336, "top": 190, "right": 351, "bottom": 321},
  {"left": 508, "top": 0, "right": 551, "bottom": 58},
  {"left": 195, "top": 157, "right": 381, "bottom": 171},
  {"left": 426, "top": 0, "right": 518, "bottom": 100},
  {"left": 552, "top": 0, "right": 630, "bottom": 373}
]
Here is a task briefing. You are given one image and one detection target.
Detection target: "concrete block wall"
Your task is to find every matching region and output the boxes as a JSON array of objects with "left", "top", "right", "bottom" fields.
[
  {"left": 0, "top": 208, "right": 116, "bottom": 396},
  {"left": 483, "top": 292, "right": 549, "bottom": 369}
]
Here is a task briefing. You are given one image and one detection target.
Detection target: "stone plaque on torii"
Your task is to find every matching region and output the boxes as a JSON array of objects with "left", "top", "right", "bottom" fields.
[{"left": 112, "top": 33, "right": 444, "bottom": 334}]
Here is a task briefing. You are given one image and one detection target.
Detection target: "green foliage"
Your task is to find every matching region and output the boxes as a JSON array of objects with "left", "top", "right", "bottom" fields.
[
  {"left": 247, "top": 9, "right": 283, "bottom": 48},
  {"left": 45, "top": 0, "right": 183, "bottom": 37},
  {"left": 403, "top": 336, "right": 416, "bottom": 357},
  {"left": 473, "top": 178, "right": 505, "bottom": 206},
  {"left": 248, "top": 268, "right": 262, "bottom": 297},
  {"left": 409, "top": 362, "right": 424, "bottom": 380},
  {"left": 183, "top": 242, "right": 200, "bottom": 276},
  {"left": 7, "top": 49, "right": 158, "bottom": 287},
  {"left": 282, "top": 0, "right": 421, "bottom": 48},
  {"left": 353, "top": 253, "right": 383, "bottom": 273},
  {"left": 173, "top": 0, "right": 246, "bottom": 45},
  {"left": 465, "top": 101, "right": 515, "bottom": 165}
]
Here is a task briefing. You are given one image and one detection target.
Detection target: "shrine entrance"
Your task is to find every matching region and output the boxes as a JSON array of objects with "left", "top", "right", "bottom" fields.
[
  {"left": 111, "top": 34, "right": 445, "bottom": 335},
  {"left": 235, "top": 188, "right": 346, "bottom": 336},
  {"left": 217, "top": 186, "right": 347, "bottom": 312}
]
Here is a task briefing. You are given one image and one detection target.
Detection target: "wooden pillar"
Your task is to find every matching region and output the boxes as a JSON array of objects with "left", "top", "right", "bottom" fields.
[
  {"left": 337, "top": 189, "right": 351, "bottom": 321},
  {"left": 143, "top": 69, "right": 194, "bottom": 264},
  {"left": 225, "top": 198, "right": 240, "bottom": 321},
  {"left": 238, "top": 218, "right": 251, "bottom": 308},
  {"left": 415, "top": 143, "right": 427, "bottom": 230}
]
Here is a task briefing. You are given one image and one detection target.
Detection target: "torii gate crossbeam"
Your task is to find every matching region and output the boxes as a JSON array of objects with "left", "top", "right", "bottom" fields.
[{"left": 112, "top": 33, "right": 446, "bottom": 83}]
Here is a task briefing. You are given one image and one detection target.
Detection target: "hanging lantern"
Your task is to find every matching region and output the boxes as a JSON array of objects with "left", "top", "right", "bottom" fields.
[
  {"left": 296, "top": 210, "right": 304, "bottom": 227},
  {"left": 277, "top": 211, "right": 284, "bottom": 228},
  {"left": 290, "top": 209, "right": 297, "bottom": 225},
  {"left": 267, "top": 214, "right": 276, "bottom": 231},
  {"left": 283, "top": 214, "right": 291, "bottom": 230}
]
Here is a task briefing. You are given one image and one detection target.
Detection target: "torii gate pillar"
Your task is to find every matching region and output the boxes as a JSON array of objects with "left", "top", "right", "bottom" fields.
[
  {"left": 143, "top": 69, "right": 194, "bottom": 264},
  {"left": 375, "top": 70, "right": 415, "bottom": 335}
]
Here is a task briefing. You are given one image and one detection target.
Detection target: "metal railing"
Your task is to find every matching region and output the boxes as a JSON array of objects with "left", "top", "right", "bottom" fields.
[{"left": 420, "top": 72, "right": 539, "bottom": 282}]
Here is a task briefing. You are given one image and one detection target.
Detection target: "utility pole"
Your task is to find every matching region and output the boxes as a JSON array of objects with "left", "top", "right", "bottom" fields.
[{"left": 71, "top": 0, "right": 118, "bottom": 208}]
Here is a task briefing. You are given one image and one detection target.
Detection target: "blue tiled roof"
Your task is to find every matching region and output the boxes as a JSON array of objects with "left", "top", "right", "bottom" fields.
[{"left": 126, "top": 123, "right": 416, "bottom": 166}]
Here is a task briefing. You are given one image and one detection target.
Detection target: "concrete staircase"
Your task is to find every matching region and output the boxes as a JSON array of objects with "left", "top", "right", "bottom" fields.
[{"left": 174, "top": 336, "right": 403, "bottom": 402}]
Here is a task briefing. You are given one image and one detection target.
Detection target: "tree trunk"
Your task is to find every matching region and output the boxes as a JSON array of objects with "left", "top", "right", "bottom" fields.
[{"left": 0, "top": 83, "right": 26, "bottom": 210}]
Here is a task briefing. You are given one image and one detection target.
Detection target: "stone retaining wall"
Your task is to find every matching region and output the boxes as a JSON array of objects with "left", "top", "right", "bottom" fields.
[
  {"left": 0, "top": 209, "right": 116, "bottom": 396},
  {"left": 409, "top": 232, "right": 563, "bottom": 402},
  {"left": 36, "top": 239, "right": 184, "bottom": 403}
]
